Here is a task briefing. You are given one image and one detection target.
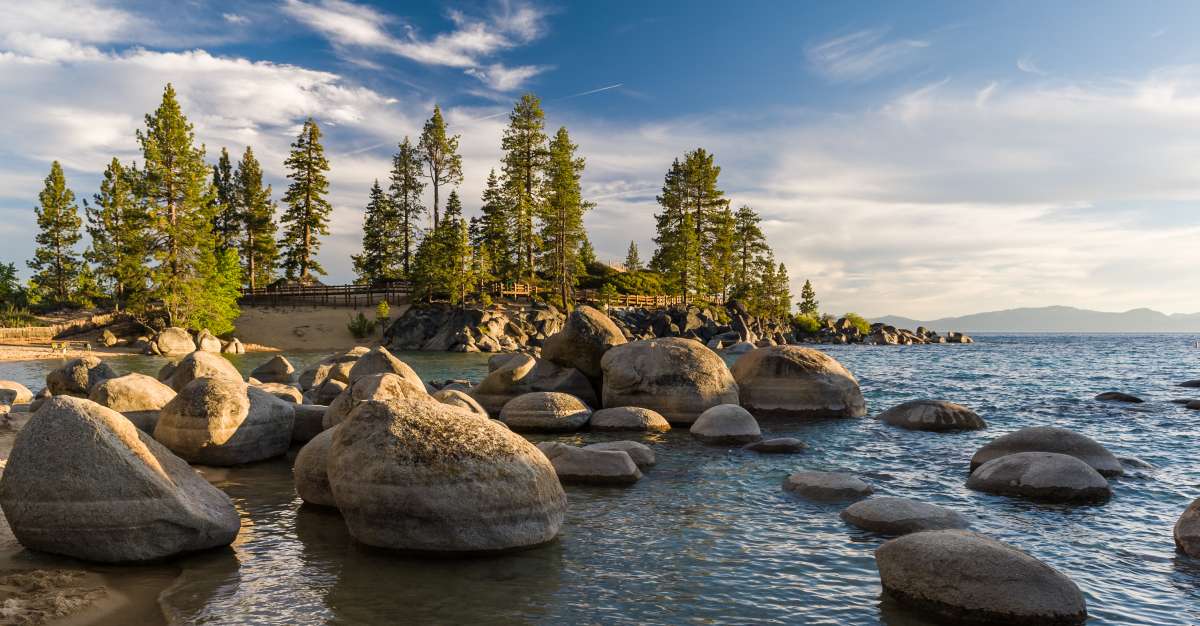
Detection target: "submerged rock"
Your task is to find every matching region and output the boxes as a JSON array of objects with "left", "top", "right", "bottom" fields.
[
  {"left": 46, "top": 356, "right": 118, "bottom": 397},
  {"left": 689, "top": 404, "right": 762, "bottom": 445},
  {"left": 875, "top": 530, "right": 1087, "bottom": 625},
  {"left": 967, "top": 452, "right": 1110, "bottom": 503},
  {"left": 589, "top": 406, "right": 671, "bottom": 432},
  {"left": 323, "top": 373, "right": 427, "bottom": 429},
  {"left": 583, "top": 441, "right": 656, "bottom": 468},
  {"left": 159, "top": 351, "right": 242, "bottom": 392},
  {"left": 783, "top": 470, "right": 873, "bottom": 501},
  {"left": 251, "top": 355, "right": 296, "bottom": 384},
  {"left": 537, "top": 442, "right": 642, "bottom": 485},
  {"left": 600, "top": 337, "right": 738, "bottom": 424},
  {"left": 294, "top": 426, "right": 337, "bottom": 507},
  {"left": 1094, "top": 391, "right": 1143, "bottom": 403},
  {"left": 876, "top": 400, "right": 986, "bottom": 432},
  {"left": 729, "top": 346, "right": 866, "bottom": 418},
  {"left": 1174, "top": 498, "right": 1200, "bottom": 557},
  {"left": 499, "top": 392, "right": 592, "bottom": 433},
  {"left": 88, "top": 372, "right": 176, "bottom": 432},
  {"left": 743, "top": 437, "right": 806, "bottom": 454},
  {"left": 0, "top": 397, "right": 239, "bottom": 562},
  {"left": 154, "top": 378, "right": 295, "bottom": 466},
  {"left": 328, "top": 399, "right": 566, "bottom": 552},
  {"left": 841, "top": 497, "right": 969, "bottom": 534},
  {"left": 969, "top": 426, "right": 1123, "bottom": 477}
]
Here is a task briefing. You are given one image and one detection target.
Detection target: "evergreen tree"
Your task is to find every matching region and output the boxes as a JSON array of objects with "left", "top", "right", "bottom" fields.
[
  {"left": 234, "top": 146, "right": 277, "bottom": 291},
  {"left": 706, "top": 203, "right": 737, "bottom": 301},
  {"left": 389, "top": 137, "right": 425, "bottom": 277},
  {"left": 448, "top": 215, "right": 474, "bottom": 307},
  {"left": 417, "top": 105, "right": 462, "bottom": 229},
  {"left": 85, "top": 158, "right": 150, "bottom": 310},
  {"left": 650, "top": 157, "right": 701, "bottom": 301},
  {"left": 578, "top": 238, "right": 597, "bottom": 267},
  {"left": 501, "top": 93, "right": 549, "bottom": 283},
  {"left": 279, "top": 117, "right": 331, "bottom": 282},
  {"left": 0, "top": 262, "right": 26, "bottom": 307},
  {"left": 772, "top": 262, "right": 792, "bottom": 319},
  {"left": 187, "top": 247, "right": 243, "bottom": 335},
  {"left": 538, "top": 127, "right": 590, "bottom": 310},
  {"left": 731, "top": 204, "right": 769, "bottom": 299},
  {"left": 211, "top": 147, "right": 239, "bottom": 252},
  {"left": 352, "top": 180, "right": 401, "bottom": 283},
  {"left": 798, "top": 279, "right": 819, "bottom": 317},
  {"left": 27, "top": 161, "right": 82, "bottom": 305},
  {"left": 476, "top": 169, "right": 512, "bottom": 281},
  {"left": 624, "top": 241, "right": 643, "bottom": 272}
]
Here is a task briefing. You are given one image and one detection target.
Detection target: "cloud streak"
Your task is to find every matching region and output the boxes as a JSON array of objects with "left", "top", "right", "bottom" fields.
[{"left": 806, "top": 28, "right": 930, "bottom": 82}]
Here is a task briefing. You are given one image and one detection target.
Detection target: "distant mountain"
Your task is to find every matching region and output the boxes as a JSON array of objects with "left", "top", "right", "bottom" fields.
[{"left": 873, "top": 306, "right": 1200, "bottom": 333}]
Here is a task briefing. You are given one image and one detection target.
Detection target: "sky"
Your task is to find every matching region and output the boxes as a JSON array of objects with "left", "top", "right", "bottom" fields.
[{"left": 2, "top": 0, "right": 1200, "bottom": 319}]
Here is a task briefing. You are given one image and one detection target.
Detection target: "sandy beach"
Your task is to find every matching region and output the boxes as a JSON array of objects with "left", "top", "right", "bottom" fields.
[{"left": 233, "top": 304, "right": 405, "bottom": 352}]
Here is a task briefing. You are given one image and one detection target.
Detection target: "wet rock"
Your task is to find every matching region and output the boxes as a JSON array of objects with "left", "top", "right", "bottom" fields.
[
  {"left": 158, "top": 351, "right": 242, "bottom": 392},
  {"left": 88, "top": 372, "right": 176, "bottom": 432},
  {"left": 583, "top": 440, "right": 656, "bottom": 468},
  {"left": 499, "top": 392, "right": 592, "bottom": 432},
  {"left": 967, "top": 452, "right": 1110, "bottom": 503},
  {"left": 0, "top": 397, "right": 239, "bottom": 562},
  {"left": 154, "top": 378, "right": 295, "bottom": 466},
  {"left": 251, "top": 355, "right": 295, "bottom": 384},
  {"left": 155, "top": 327, "right": 196, "bottom": 356},
  {"left": 875, "top": 530, "right": 1087, "bottom": 625},
  {"left": 0, "top": 381, "right": 33, "bottom": 405},
  {"left": 1094, "top": 391, "right": 1143, "bottom": 403},
  {"left": 195, "top": 329, "right": 222, "bottom": 353},
  {"left": 1180, "top": 380, "right": 1200, "bottom": 388},
  {"left": 1187, "top": 400, "right": 1200, "bottom": 411},
  {"left": 292, "top": 404, "right": 327, "bottom": 443},
  {"left": 469, "top": 354, "right": 596, "bottom": 416},
  {"left": 729, "top": 346, "right": 866, "bottom": 419},
  {"left": 46, "top": 356, "right": 118, "bottom": 397},
  {"left": 841, "top": 497, "right": 969, "bottom": 534},
  {"left": 1174, "top": 498, "right": 1200, "bottom": 557},
  {"left": 689, "top": 404, "right": 762, "bottom": 445},
  {"left": 589, "top": 406, "right": 671, "bottom": 432},
  {"left": 541, "top": 305, "right": 627, "bottom": 386},
  {"left": 294, "top": 426, "right": 337, "bottom": 507},
  {"left": 253, "top": 382, "right": 303, "bottom": 404},
  {"left": 600, "top": 337, "right": 738, "bottom": 425},
  {"left": 536, "top": 442, "right": 642, "bottom": 485},
  {"left": 346, "top": 346, "right": 423, "bottom": 388},
  {"left": 323, "top": 373, "right": 427, "bottom": 429},
  {"left": 783, "top": 470, "right": 873, "bottom": 501},
  {"left": 743, "top": 437, "right": 806, "bottom": 454},
  {"left": 432, "top": 388, "right": 488, "bottom": 417},
  {"left": 328, "top": 398, "right": 566, "bottom": 552},
  {"left": 969, "top": 426, "right": 1123, "bottom": 477},
  {"left": 877, "top": 400, "right": 986, "bottom": 432}
]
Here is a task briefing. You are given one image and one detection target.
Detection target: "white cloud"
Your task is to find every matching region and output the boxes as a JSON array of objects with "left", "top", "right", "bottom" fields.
[
  {"left": 223, "top": 13, "right": 250, "bottom": 26},
  {"left": 1017, "top": 54, "right": 1047, "bottom": 75},
  {"left": 806, "top": 28, "right": 930, "bottom": 82},
  {"left": 464, "top": 63, "right": 551, "bottom": 92}
]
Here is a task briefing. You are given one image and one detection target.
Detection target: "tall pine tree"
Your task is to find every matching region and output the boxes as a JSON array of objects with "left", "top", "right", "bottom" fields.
[
  {"left": 624, "top": 241, "right": 642, "bottom": 272},
  {"left": 417, "top": 105, "right": 462, "bottom": 229},
  {"left": 211, "top": 147, "right": 239, "bottom": 252},
  {"left": 85, "top": 158, "right": 149, "bottom": 310},
  {"left": 234, "top": 146, "right": 277, "bottom": 290},
  {"left": 650, "top": 157, "right": 701, "bottom": 302},
  {"left": 28, "top": 161, "right": 82, "bottom": 305},
  {"left": 501, "top": 93, "right": 549, "bottom": 283},
  {"left": 279, "top": 117, "right": 331, "bottom": 283},
  {"left": 476, "top": 169, "right": 512, "bottom": 281},
  {"left": 390, "top": 137, "right": 425, "bottom": 277},
  {"left": 731, "top": 204, "right": 769, "bottom": 299},
  {"left": 798, "top": 279, "right": 819, "bottom": 317},
  {"left": 352, "top": 180, "right": 401, "bottom": 283},
  {"left": 538, "top": 127, "right": 590, "bottom": 310},
  {"left": 706, "top": 203, "right": 737, "bottom": 301}
]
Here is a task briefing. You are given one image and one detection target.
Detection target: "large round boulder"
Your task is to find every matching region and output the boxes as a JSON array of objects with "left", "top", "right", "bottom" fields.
[
  {"left": 328, "top": 398, "right": 567, "bottom": 552},
  {"left": 251, "top": 355, "right": 295, "bottom": 384},
  {"left": 875, "top": 530, "right": 1087, "bottom": 625},
  {"left": 88, "top": 372, "right": 176, "bottom": 432},
  {"left": 0, "top": 397, "right": 239, "bottom": 562},
  {"left": 967, "top": 452, "right": 1110, "bottom": 503},
  {"left": 46, "top": 356, "right": 118, "bottom": 397},
  {"left": 729, "top": 346, "right": 865, "bottom": 418},
  {"left": 156, "top": 327, "right": 196, "bottom": 356},
  {"left": 294, "top": 426, "right": 337, "bottom": 507},
  {"left": 0, "top": 381, "right": 34, "bottom": 405},
  {"left": 877, "top": 400, "right": 986, "bottom": 432},
  {"left": 346, "top": 346, "right": 423, "bottom": 388},
  {"left": 600, "top": 337, "right": 738, "bottom": 425},
  {"left": 536, "top": 442, "right": 642, "bottom": 485},
  {"left": 841, "top": 497, "right": 969, "bottom": 534},
  {"left": 253, "top": 382, "right": 303, "bottom": 404},
  {"left": 195, "top": 329, "right": 222, "bottom": 353},
  {"left": 159, "top": 351, "right": 243, "bottom": 392},
  {"left": 298, "top": 347, "right": 368, "bottom": 390},
  {"left": 322, "top": 373, "right": 427, "bottom": 429},
  {"left": 499, "top": 392, "right": 591, "bottom": 432},
  {"left": 292, "top": 404, "right": 327, "bottom": 443},
  {"left": 783, "top": 470, "right": 873, "bottom": 501},
  {"left": 432, "top": 388, "right": 488, "bottom": 417},
  {"left": 589, "top": 406, "right": 670, "bottom": 432},
  {"left": 969, "top": 426, "right": 1123, "bottom": 477},
  {"left": 469, "top": 354, "right": 596, "bottom": 416},
  {"left": 689, "top": 404, "right": 762, "bottom": 445},
  {"left": 1174, "top": 498, "right": 1200, "bottom": 557},
  {"left": 154, "top": 378, "right": 295, "bottom": 466},
  {"left": 542, "top": 305, "right": 627, "bottom": 384}
]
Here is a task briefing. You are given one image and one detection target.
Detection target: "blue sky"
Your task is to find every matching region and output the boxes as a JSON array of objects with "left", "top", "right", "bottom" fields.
[{"left": 2, "top": 1, "right": 1200, "bottom": 318}]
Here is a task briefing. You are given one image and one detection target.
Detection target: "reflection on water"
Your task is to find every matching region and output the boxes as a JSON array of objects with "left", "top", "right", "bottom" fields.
[{"left": 2, "top": 337, "right": 1200, "bottom": 624}]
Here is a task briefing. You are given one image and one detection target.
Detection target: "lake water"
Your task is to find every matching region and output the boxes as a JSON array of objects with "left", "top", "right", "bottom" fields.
[{"left": 2, "top": 335, "right": 1199, "bottom": 625}]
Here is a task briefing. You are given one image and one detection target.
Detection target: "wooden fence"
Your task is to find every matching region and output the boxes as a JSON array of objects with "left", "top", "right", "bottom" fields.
[
  {"left": 0, "top": 312, "right": 118, "bottom": 341},
  {"left": 240, "top": 282, "right": 412, "bottom": 308},
  {"left": 575, "top": 289, "right": 725, "bottom": 308}
]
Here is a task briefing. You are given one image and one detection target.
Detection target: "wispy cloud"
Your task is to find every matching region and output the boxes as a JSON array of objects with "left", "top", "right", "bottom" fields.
[
  {"left": 806, "top": 28, "right": 929, "bottom": 82},
  {"left": 222, "top": 13, "right": 250, "bottom": 25},
  {"left": 1016, "top": 54, "right": 1047, "bottom": 75},
  {"left": 464, "top": 63, "right": 552, "bottom": 91}
]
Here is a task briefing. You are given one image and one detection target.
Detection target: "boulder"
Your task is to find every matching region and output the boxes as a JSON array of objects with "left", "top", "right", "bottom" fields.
[
  {"left": 721, "top": 341, "right": 755, "bottom": 355},
  {"left": 432, "top": 388, "right": 488, "bottom": 417},
  {"left": 583, "top": 441, "right": 656, "bottom": 468},
  {"left": 1094, "top": 391, "right": 1143, "bottom": 403},
  {"left": 328, "top": 398, "right": 566, "bottom": 552},
  {"left": 88, "top": 373, "right": 176, "bottom": 432},
  {"left": 298, "top": 347, "right": 367, "bottom": 390},
  {"left": 966, "top": 452, "right": 1110, "bottom": 503},
  {"left": 536, "top": 442, "right": 642, "bottom": 485},
  {"left": 294, "top": 426, "right": 337, "bottom": 507},
  {"left": 840, "top": 497, "right": 969, "bottom": 534},
  {"left": 155, "top": 327, "right": 196, "bottom": 356},
  {"left": 499, "top": 392, "right": 592, "bottom": 433},
  {"left": 154, "top": 378, "right": 295, "bottom": 466},
  {"left": 221, "top": 338, "right": 246, "bottom": 354},
  {"left": 875, "top": 530, "right": 1087, "bottom": 625},
  {"left": 253, "top": 382, "right": 303, "bottom": 404},
  {"left": 0, "top": 397, "right": 239, "bottom": 562},
  {"left": 28, "top": 388, "right": 50, "bottom": 413},
  {"left": 1174, "top": 498, "right": 1200, "bottom": 557},
  {"left": 159, "top": 351, "right": 243, "bottom": 392},
  {"left": 743, "top": 437, "right": 806, "bottom": 454},
  {"left": 195, "top": 329, "right": 222, "bottom": 353},
  {"left": 876, "top": 400, "right": 986, "bottom": 432},
  {"left": 1188, "top": 400, "right": 1200, "bottom": 411},
  {"left": 969, "top": 426, "right": 1123, "bottom": 477},
  {"left": 589, "top": 406, "right": 671, "bottom": 433},
  {"left": 600, "top": 338, "right": 738, "bottom": 425},
  {"left": 730, "top": 346, "right": 866, "bottom": 419},
  {"left": 310, "top": 378, "right": 348, "bottom": 406},
  {"left": 101, "top": 328, "right": 119, "bottom": 347},
  {"left": 251, "top": 355, "right": 295, "bottom": 384},
  {"left": 46, "top": 356, "right": 118, "bottom": 396},
  {"left": 541, "top": 305, "right": 627, "bottom": 385},
  {"left": 346, "top": 346, "right": 423, "bottom": 388},
  {"left": 292, "top": 404, "right": 327, "bottom": 443},
  {"left": 0, "top": 381, "right": 34, "bottom": 405},
  {"left": 689, "top": 404, "right": 762, "bottom": 445},
  {"left": 322, "top": 373, "right": 427, "bottom": 430},
  {"left": 469, "top": 354, "right": 597, "bottom": 416},
  {"left": 1179, "top": 379, "right": 1200, "bottom": 388},
  {"left": 783, "top": 470, "right": 873, "bottom": 501}
]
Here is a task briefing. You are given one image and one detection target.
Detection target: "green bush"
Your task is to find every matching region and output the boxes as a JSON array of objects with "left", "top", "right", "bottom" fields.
[
  {"left": 793, "top": 314, "right": 821, "bottom": 334},
  {"left": 605, "top": 270, "right": 668, "bottom": 295},
  {"left": 843, "top": 312, "right": 871, "bottom": 335},
  {"left": 0, "top": 304, "right": 45, "bottom": 328},
  {"left": 375, "top": 300, "right": 390, "bottom": 323},
  {"left": 347, "top": 311, "right": 376, "bottom": 339}
]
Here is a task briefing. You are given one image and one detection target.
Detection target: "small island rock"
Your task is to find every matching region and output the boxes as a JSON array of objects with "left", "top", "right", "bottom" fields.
[
  {"left": 537, "top": 441, "right": 642, "bottom": 485},
  {"left": 841, "top": 497, "right": 969, "bottom": 534},
  {"left": 689, "top": 404, "right": 762, "bottom": 445},
  {"left": 969, "top": 426, "right": 1123, "bottom": 477},
  {"left": 589, "top": 406, "right": 670, "bottom": 432},
  {"left": 783, "top": 470, "right": 873, "bottom": 501},
  {"left": 600, "top": 337, "right": 738, "bottom": 424},
  {"left": 499, "top": 391, "right": 592, "bottom": 432},
  {"left": 730, "top": 346, "right": 866, "bottom": 419},
  {"left": 877, "top": 399, "right": 986, "bottom": 432},
  {"left": 967, "top": 452, "right": 1110, "bottom": 503}
]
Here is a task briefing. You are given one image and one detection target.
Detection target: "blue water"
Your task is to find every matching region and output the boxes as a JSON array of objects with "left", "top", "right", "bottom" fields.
[{"left": 2, "top": 335, "right": 1199, "bottom": 625}]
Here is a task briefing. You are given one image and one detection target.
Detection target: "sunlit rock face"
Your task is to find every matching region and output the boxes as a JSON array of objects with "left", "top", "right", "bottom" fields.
[
  {"left": 730, "top": 346, "right": 865, "bottom": 419},
  {"left": 154, "top": 377, "right": 295, "bottom": 466},
  {"left": 600, "top": 338, "right": 738, "bottom": 425}
]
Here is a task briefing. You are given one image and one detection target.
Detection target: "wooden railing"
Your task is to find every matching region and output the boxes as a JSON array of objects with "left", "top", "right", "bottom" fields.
[
  {"left": 576, "top": 289, "right": 725, "bottom": 308},
  {"left": 240, "top": 282, "right": 412, "bottom": 308}
]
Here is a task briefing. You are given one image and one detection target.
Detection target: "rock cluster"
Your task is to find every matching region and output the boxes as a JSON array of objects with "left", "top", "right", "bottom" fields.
[
  {"left": 469, "top": 353, "right": 595, "bottom": 415},
  {"left": 385, "top": 302, "right": 564, "bottom": 353}
]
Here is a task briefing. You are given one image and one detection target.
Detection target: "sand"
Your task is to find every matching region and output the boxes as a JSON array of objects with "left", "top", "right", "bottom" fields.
[{"left": 233, "top": 304, "right": 407, "bottom": 352}]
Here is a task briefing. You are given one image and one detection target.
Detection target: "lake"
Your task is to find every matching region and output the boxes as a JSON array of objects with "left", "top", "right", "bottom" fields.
[{"left": 1, "top": 334, "right": 1198, "bottom": 625}]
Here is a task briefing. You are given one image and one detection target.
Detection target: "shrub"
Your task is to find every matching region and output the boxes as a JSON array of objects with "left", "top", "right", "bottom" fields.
[
  {"left": 793, "top": 314, "right": 821, "bottom": 334},
  {"left": 375, "top": 300, "right": 390, "bottom": 323},
  {"left": 347, "top": 312, "right": 376, "bottom": 339},
  {"left": 0, "top": 304, "right": 45, "bottom": 328},
  {"left": 843, "top": 312, "right": 871, "bottom": 335}
]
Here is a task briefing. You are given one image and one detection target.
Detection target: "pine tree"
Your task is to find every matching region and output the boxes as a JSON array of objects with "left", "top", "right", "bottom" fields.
[
  {"left": 578, "top": 238, "right": 597, "bottom": 267},
  {"left": 538, "top": 127, "right": 590, "bottom": 310},
  {"left": 731, "top": 204, "right": 769, "bottom": 299},
  {"left": 706, "top": 203, "right": 737, "bottom": 301},
  {"left": 624, "top": 241, "right": 642, "bottom": 272},
  {"left": 417, "top": 105, "right": 462, "bottom": 229},
  {"left": 279, "top": 117, "right": 332, "bottom": 282},
  {"left": 476, "top": 169, "right": 512, "bottom": 281},
  {"left": 211, "top": 147, "right": 239, "bottom": 252},
  {"left": 448, "top": 216, "right": 474, "bottom": 307},
  {"left": 772, "top": 262, "right": 792, "bottom": 319},
  {"left": 501, "top": 93, "right": 549, "bottom": 283},
  {"left": 187, "top": 247, "right": 243, "bottom": 335},
  {"left": 798, "top": 279, "right": 819, "bottom": 317},
  {"left": 234, "top": 146, "right": 277, "bottom": 291},
  {"left": 390, "top": 137, "right": 425, "bottom": 277},
  {"left": 352, "top": 180, "right": 400, "bottom": 283},
  {"left": 85, "top": 158, "right": 150, "bottom": 310},
  {"left": 27, "top": 161, "right": 82, "bottom": 305},
  {"left": 650, "top": 158, "right": 701, "bottom": 301}
]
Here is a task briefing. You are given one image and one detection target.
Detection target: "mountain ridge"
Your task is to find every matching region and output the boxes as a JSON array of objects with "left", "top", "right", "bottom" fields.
[{"left": 873, "top": 305, "right": 1200, "bottom": 333}]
